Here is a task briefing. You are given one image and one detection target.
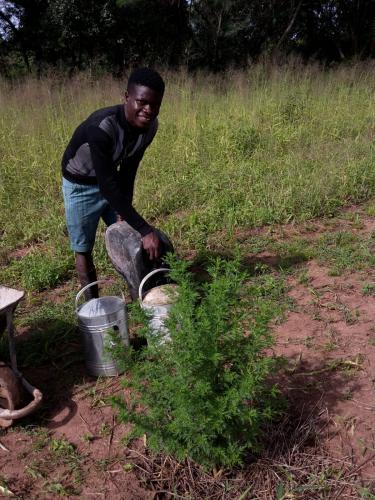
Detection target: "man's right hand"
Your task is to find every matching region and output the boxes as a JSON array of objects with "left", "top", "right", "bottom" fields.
[{"left": 142, "top": 230, "right": 162, "bottom": 261}]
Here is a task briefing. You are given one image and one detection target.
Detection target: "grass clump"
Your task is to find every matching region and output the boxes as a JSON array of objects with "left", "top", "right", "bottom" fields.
[
  {"left": 313, "top": 230, "right": 375, "bottom": 275},
  {"left": 113, "top": 254, "right": 283, "bottom": 468},
  {"left": 0, "top": 245, "right": 73, "bottom": 292}
]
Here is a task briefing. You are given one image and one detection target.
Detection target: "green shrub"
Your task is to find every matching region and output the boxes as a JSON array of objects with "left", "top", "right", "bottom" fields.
[{"left": 112, "top": 254, "right": 282, "bottom": 468}]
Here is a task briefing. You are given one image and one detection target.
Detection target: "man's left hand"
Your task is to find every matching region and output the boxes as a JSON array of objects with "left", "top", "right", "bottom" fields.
[{"left": 142, "top": 231, "right": 162, "bottom": 261}]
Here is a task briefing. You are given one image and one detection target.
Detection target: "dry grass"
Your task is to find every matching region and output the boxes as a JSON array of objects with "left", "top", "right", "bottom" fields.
[{"left": 126, "top": 402, "right": 369, "bottom": 499}]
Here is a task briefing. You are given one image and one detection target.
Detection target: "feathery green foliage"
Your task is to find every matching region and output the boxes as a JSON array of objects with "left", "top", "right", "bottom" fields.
[{"left": 112, "top": 254, "right": 284, "bottom": 467}]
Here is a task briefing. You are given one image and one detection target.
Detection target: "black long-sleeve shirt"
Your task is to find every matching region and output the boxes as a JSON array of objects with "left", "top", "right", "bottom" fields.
[{"left": 62, "top": 104, "right": 157, "bottom": 236}]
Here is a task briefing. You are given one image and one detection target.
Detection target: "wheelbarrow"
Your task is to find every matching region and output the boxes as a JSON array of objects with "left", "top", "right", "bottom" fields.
[{"left": 0, "top": 286, "right": 43, "bottom": 428}]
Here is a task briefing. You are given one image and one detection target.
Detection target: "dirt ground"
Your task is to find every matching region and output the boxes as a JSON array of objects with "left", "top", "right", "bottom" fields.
[
  {"left": 1, "top": 208, "right": 375, "bottom": 499},
  {"left": 274, "top": 260, "right": 375, "bottom": 478}
]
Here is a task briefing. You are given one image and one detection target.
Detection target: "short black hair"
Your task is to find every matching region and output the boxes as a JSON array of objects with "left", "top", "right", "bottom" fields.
[{"left": 127, "top": 67, "right": 165, "bottom": 96}]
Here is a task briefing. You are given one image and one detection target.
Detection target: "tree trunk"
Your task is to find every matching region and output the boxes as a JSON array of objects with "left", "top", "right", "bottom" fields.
[{"left": 275, "top": 0, "right": 303, "bottom": 51}]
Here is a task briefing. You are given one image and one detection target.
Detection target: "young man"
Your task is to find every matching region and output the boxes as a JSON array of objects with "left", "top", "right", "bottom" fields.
[{"left": 62, "top": 67, "right": 164, "bottom": 299}]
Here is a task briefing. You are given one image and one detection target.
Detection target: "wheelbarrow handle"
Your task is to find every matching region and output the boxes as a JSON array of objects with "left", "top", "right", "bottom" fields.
[{"left": 0, "top": 381, "right": 42, "bottom": 421}]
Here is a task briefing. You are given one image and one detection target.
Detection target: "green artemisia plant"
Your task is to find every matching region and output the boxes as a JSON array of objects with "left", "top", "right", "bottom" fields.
[{"left": 112, "top": 253, "right": 283, "bottom": 468}]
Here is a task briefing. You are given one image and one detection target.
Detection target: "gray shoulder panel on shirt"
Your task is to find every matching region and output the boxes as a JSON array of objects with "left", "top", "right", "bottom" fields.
[
  {"left": 99, "top": 114, "right": 124, "bottom": 162},
  {"left": 66, "top": 143, "right": 96, "bottom": 177},
  {"left": 98, "top": 115, "right": 116, "bottom": 138}
]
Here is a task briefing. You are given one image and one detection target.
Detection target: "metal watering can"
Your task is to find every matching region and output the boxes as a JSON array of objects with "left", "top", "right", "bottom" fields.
[
  {"left": 139, "top": 268, "right": 178, "bottom": 346},
  {"left": 76, "top": 281, "right": 129, "bottom": 377}
]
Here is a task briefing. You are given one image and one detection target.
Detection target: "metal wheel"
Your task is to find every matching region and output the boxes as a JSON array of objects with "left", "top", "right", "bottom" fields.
[{"left": 0, "top": 362, "right": 22, "bottom": 428}]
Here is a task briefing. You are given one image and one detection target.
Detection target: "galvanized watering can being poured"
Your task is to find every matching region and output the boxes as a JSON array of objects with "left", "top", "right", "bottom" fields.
[
  {"left": 105, "top": 221, "right": 174, "bottom": 300},
  {"left": 105, "top": 221, "right": 177, "bottom": 346}
]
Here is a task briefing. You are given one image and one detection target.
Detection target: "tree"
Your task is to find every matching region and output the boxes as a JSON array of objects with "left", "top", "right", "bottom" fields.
[
  {"left": 288, "top": 0, "right": 375, "bottom": 61},
  {"left": 1, "top": 0, "right": 190, "bottom": 74},
  {"left": 1, "top": 0, "right": 375, "bottom": 75},
  {"left": 0, "top": 0, "right": 31, "bottom": 72},
  {"left": 108, "top": 0, "right": 189, "bottom": 72}
]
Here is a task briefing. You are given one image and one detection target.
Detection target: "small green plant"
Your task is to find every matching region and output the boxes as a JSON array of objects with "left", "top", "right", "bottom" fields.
[
  {"left": 99, "top": 423, "right": 111, "bottom": 437},
  {"left": 25, "top": 462, "right": 45, "bottom": 479},
  {"left": 50, "top": 438, "right": 76, "bottom": 456},
  {"left": 95, "top": 458, "right": 115, "bottom": 471},
  {"left": 362, "top": 283, "right": 375, "bottom": 296},
  {"left": 359, "top": 487, "right": 375, "bottom": 499},
  {"left": 298, "top": 270, "right": 311, "bottom": 285},
  {"left": 365, "top": 205, "right": 375, "bottom": 217},
  {"left": 31, "top": 429, "right": 51, "bottom": 451},
  {"left": 45, "top": 482, "right": 72, "bottom": 496},
  {"left": 112, "top": 254, "right": 283, "bottom": 468},
  {"left": 47, "top": 438, "right": 83, "bottom": 492},
  {"left": 81, "top": 432, "right": 95, "bottom": 443},
  {"left": 0, "top": 244, "right": 74, "bottom": 292}
]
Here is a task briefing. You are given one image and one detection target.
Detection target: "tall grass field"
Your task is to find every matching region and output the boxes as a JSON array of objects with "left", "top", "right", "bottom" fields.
[{"left": 1, "top": 62, "right": 375, "bottom": 278}]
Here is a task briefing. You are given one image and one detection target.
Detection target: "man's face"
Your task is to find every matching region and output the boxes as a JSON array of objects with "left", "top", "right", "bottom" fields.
[{"left": 124, "top": 84, "right": 163, "bottom": 130}]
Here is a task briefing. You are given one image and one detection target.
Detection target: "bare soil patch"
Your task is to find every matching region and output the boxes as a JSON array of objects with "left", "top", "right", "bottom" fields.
[{"left": 273, "top": 261, "right": 375, "bottom": 480}]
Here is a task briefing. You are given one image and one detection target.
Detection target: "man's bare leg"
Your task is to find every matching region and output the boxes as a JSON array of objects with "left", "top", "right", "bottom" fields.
[{"left": 75, "top": 252, "right": 98, "bottom": 300}]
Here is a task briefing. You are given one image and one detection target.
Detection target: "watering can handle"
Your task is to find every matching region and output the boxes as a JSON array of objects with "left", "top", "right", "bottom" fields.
[
  {"left": 75, "top": 280, "right": 105, "bottom": 310},
  {"left": 138, "top": 268, "right": 170, "bottom": 303}
]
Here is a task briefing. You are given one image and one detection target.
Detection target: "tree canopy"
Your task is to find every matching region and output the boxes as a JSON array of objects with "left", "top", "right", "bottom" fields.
[{"left": 1, "top": 0, "right": 374, "bottom": 75}]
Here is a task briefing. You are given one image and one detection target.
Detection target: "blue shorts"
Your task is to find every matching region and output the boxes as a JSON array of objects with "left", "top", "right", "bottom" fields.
[{"left": 62, "top": 177, "right": 117, "bottom": 253}]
